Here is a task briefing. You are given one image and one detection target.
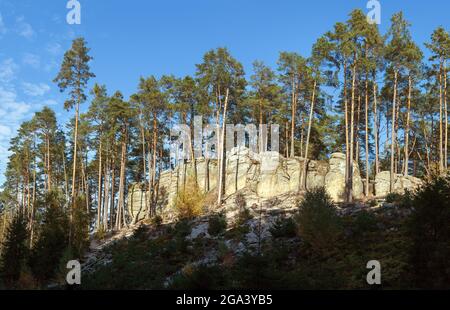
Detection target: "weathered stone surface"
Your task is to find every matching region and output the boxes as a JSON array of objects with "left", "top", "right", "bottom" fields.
[
  {"left": 128, "top": 148, "right": 423, "bottom": 216},
  {"left": 127, "top": 183, "right": 149, "bottom": 222},
  {"left": 324, "top": 153, "right": 363, "bottom": 202},
  {"left": 225, "top": 147, "right": 258, "bottom": 196},
  {"left": 374, "top": 171, "right": 422, "bottom": 197}
]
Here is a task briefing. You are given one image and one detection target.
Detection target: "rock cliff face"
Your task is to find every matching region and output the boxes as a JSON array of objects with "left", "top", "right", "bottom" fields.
[{"left": 127, "top": 147, "right": 422, "bottom": 221}]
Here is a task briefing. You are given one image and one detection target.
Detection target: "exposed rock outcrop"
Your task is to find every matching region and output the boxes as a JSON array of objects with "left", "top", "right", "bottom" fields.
[
  {"left": 325, "top": 153, "right": 364, "bottom": 202},
  {"left": 128, "top": 148, "right": 423, "bottom": 218},
  {"left": 374, "top": 171, "right": 422, "bottom": 197}
]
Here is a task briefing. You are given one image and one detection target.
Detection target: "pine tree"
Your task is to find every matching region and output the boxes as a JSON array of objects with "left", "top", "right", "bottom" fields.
[
  {"left": 0, "top": 212, "right": 28, "bottom": 286},
  {"left": 54, "top": 37, "right": 95, "bottom": 204},
  {"left": 196, "top": 47, "right": 246, "bottom": 205},
  {"left": 29, "top": 192, "right": 69, "bottom": 284}
]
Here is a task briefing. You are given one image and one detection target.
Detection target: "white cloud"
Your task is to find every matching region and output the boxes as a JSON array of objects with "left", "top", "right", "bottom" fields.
[
  {"left": 43, "top": 99, "right": 58, "bottom": 106},
  {"left": 22, "top": 53, "right": 41, "bottom": 69},
  {"left": 0, "top": 13, "right": 6, "bottom": 36},
  {"left": 0, "top": 86, "right": 33, "bottom": 183},
  {"left": 16, "top": 16, "right": 35, "bottom": 39},
  {"left": 22, "top": 82, "right": 51, "bottom": 96},
  {"left": 46, "top": 42, "right": 62, "bottom": 55},
  {"left": 0, "top": 58, "right": 19, "bottom": 82}
]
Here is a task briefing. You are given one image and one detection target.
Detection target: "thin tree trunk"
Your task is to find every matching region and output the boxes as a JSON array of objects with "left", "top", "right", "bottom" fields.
[
  {"left": 62, "top": 149, "right": 69, "bottom": 201},
  {"left": 439, "top": 58, "right": 444, "bottom": 173},
  {"left": 343, "top": 61, "right": 351, "bottom": 202},
  {"left": 444, "top": 61, "right": 448, "bottom": 170},
  {"left": 347, "top": 62, "right": 357, "bottom": 203},
  {"left": 96, "top": 140, "right": 103, "bottom": 231},
  {"left": 103, "top": 158, "right": 110, "bottom": 231},
  {"left": 404, "top": 75, "right": 412, "bottom": 176},
  {"left": 390, "top": 70, "right": 398, "bottom": 192},
  {"left": 71, "top": 102, "right": 79, "bottom": 200},
  {"left": 47, "top": 135, "right": 51, "bottom": 191},
  {"left": 290, "top": 80, "right": 296, "bottom": 158},
  {"left": 110, "top": 154, "right": 116, "bottom": 230},
  {"left": 365, "top": 79, "right": 370, "bottom": 197},
  {"left": 302, "top": 80, "right": 317, "bottom": 190},
  {"left": 151, "top": 116, "right": 158, "bottom": 216},
  {"left": 116, "top": 131, "right": 127, "bottom": 230},
  {"left": 373, "top": 77, "right": 380, "bottom": 175},
  {"left": 217, "top": 88, "right": 229, "bottom": 205}
]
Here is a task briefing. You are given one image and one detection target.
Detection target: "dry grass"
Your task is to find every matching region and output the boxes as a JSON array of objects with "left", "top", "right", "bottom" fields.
[{"left": 174, "top": 178, "right": 205, "bottom": 220}]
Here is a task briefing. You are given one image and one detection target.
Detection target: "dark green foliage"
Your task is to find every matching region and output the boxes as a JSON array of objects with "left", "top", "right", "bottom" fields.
[
  {"left": 406, "top": 176, "right": 450, "bottom": 288},
  {"left": 169, "top": 264, "right": 229, "bottom": 289},
  {"left": 231, "top": 252, "right": 275, "bottom": 289},
  {"left": 71, "top": 196, "right": 90, "bottom": 258},
  {"left": 54, "top": 37, "right": 95, "bottom": 109},
  {"left": 226, "top": 207, "right": 252, "bottom": 241},
  {"left": 83, "top": 176, "right": 450, "bottom": 290},
  {"left": 29, "top": 192, "right": 69, "bottom": 283},
  {"left": 269, "top": 216, "right": 297, "bottom": 238},
  {"left": 385, "top": 192, "right": 404, "bottom": 204},
  {"left": 151, "top": 215, "right": 163, "bottom": 227},
  {"left": 295, "top": 187, "right": 343, "bottom": 253},
  {"left": 0, "top": 212, "right": 28, "bottom": 286},
  {"left": 208, "top": 213, "right": 227, "bottom": 236}
]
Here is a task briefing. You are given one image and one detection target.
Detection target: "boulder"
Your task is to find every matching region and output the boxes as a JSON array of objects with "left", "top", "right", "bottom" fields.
[
  {"left": 324, "top": 153, "right": 363, "bottom": 202},
  {"left": 375, "top": 171, "right": 422, "bottom": 197}
]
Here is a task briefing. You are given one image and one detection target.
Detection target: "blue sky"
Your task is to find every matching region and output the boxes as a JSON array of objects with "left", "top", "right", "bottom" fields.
[{"left": 0, "top": 0, "right": 449, "bottom": 184}]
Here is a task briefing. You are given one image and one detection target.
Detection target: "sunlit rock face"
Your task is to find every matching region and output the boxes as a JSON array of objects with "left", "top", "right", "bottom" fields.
[
  {"left": 324, "top": 153, "right": 364, "bottom": 202},
  {"left": 127, "top": 148, "right": 423, "bottom": 217},
  {"left": 374, "top": 171, "right": 422, "bottom": 197}
]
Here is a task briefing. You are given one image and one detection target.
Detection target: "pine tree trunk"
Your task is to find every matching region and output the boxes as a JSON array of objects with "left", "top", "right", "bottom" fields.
[
  {"left": 217, "top": 88, "right": 229, "bottom": 205},
  {"left": 259, "top": 101, "right": 264, "bottom": 153},
  {"left": 347, "top": 62, "right": 357, "bottom": 203},
  {"left": 444, "top": 61, "right": 448, "bottom": 170},
  {"left": 62, "top": 149, "right": 69, "bottom": 201},
  {"left": 103, "top": 158, "right": 110, "bottom": 231},
  {"left": 373, "top": 77, "right": 380, "bottom": 175},
  {"left": 290, "top": 81, "right": 296, "bottom": 158},
  {"left": 151, "top": 117, "right": 158, "bottom": 216},
  {"left": 365, "top": 79, "right": 370, "bottom": 197},
  {"left": 47, "top": 135, "right": 51, "bottom": 191},
  {"left": 110, "top": 154, "right": 116, "bottom": 230},
  {"left": 96, "top": 140, "right": 103, "bottom": 231},
  {"left": 439, "top": 58, "right": 444, "bottom": 173},
  {"left": 404, "top": 75, "right": 412, "bottom": 176},
  {"left": 71, "top": 102, "right": 79, "bottom": 200},
  {"left": 390, "top": 70, "right": 398, "bottom": 193},
  {"left": 343, "top": 61, "right": 351, "bottom": 202},
  {"left": 302, "top": 80, "right": 317, "bottom": 190},
  {"left": 116, "top": 131, "right": 127, "bottom": 230}
]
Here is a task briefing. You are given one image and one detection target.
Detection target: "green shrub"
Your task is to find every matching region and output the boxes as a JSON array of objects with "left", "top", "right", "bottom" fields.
[
  {"left": 208, "top": 213, "right": 227, "bottom": 236},
  {"left": 407, "top": 175, "right": 450, "bottom": 288},
  {"left": 173, "top": 219, "right": 192, "bottom": 239},
  {"left": 169, "top": 264, "right": 229, "bottom": 289},
  {"left": 295, "top": 187, "right": 342, "bottom": 254},
  {"left": 385, "top": 192, "right": 403, "bottom": 204},
  {"left": 29, "top": 191, "right": 69, "bottom": 284},
  {"left": 0, "top": 212, "right": 29, "bottom": 287},
  {"left": 269, "top": 217, "right": 297, "bottom": 238}
]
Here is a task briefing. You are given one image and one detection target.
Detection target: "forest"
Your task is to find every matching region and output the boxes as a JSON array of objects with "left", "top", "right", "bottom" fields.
[{"left": 0, "top": 9, "right": 449, "bottom": 289}]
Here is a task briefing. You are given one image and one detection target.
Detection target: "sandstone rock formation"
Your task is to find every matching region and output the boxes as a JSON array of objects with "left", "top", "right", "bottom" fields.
[
  {"left": 128, "top": 147, "right": 423, "bottom": 218},
  {"left": 325, "top": 153, "right": 363, "bottom": 202},
  {"left": 374, "top": 171, "right": 422, "bottom": 197}
]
